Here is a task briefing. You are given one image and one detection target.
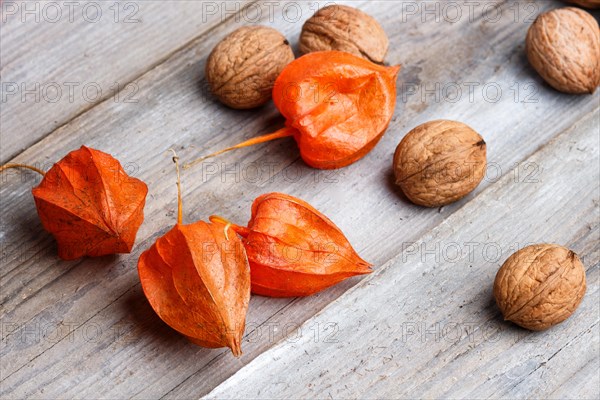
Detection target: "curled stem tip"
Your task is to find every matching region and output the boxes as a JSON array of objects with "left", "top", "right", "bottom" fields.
[
  {"left": 168, "top": 149, "right": 183, "bottom": 225},
  {"left": 0, "top": 163, "right": 45, "bottom": 177},
  {"left": 210, "top": 215, "right": 233, "bottom": 239},
  {"left": 209, "top": 215, "right": 232, "bottom": 225},
  {"left": 209, "top": 215, "right": 250, "bottom": 238},
  {"left": 183, "top": 127, "right": 296, "bottom": 170},
  {"left": 224, "top": 222, "right": 232, "bottom": 241}
]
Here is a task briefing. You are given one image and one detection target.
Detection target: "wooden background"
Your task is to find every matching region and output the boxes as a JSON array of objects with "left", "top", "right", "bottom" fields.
[{"left": 1, "top": 1, "right": 598, "bottom": 398}]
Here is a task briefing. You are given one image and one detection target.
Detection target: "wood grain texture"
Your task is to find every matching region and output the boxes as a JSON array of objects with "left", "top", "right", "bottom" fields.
[
  {"left": 1, "top": 0, "right": 598, "bottom": 398},
  {"left": 207, "top": 108, "right": 600, "bottom": 400},
  {"left": 0, "top": 0, "right": 256, "bottom": 163}
]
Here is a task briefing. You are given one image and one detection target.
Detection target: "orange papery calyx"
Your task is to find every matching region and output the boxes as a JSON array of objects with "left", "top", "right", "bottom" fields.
[
  {"left": 210, "top": 192, "right": 372, "bottom": 297},
  {"left": 137, "top": 150, "right": 250, "bottom": 356},
  {"left": 185, "top": 51, "right": 400, "bottom": 170},
  {"left": 0, "top": 146, "right": 148, "bottom": 260}
]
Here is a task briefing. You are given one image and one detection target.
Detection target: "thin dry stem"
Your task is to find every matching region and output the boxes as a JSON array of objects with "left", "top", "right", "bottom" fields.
[
  {"left": 168, "top": 149, "right": 183, "bottom": 225},
  {"left": 183, "top": 127, "right": 296, "bottom": 169},
  {"left": 0, "top": 163, "right": 46, "bottom": 176}
]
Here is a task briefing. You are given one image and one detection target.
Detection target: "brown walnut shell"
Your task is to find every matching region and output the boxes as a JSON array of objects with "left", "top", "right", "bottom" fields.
[
  {"left": 205, "top": 26, "right": 294, "bottom": 109},
  {"left": 564, "top": 0, "right": 600, "bottom": 9},
  {"left": 299, "top": 5, "right": 388, "bottom": 64},
  {"left": 526, "top": 7, "right": 600, "bottom": 94},
  {"left": 393, "top": 120, "right": 486, "bottom": 207},
  {"left": 493, "top": 244, "right": 586, "bottom": 331}
]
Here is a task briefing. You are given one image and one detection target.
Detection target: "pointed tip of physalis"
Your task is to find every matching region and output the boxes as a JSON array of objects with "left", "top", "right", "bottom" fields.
[
  {"left": 228, "top": 335, "right": 243, "bottom": 358},
  {"left": 356, "top": 260, "right": 374, "bottom": 275},
  {"left": 388, "top": 64, "right": 401, "bottom": 78}
]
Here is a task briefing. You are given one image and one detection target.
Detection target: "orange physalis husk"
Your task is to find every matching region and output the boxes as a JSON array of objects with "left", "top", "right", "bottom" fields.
[
  {"left": 210, "top": 192, "right": 372, "bottom": 297},
  {"left": 0, "top": 146, "right": 148, "bottom": 260},
  {"left": 186, "top": 50, "right": 400, "bottom": 170},
  {"left": 137, "top": 151, "right": 250, "bottom": 356}
]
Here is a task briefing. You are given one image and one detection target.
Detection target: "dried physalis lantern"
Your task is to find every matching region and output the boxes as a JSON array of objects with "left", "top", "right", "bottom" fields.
[
  {"left": 210, "top": 192, "right": 372, "bottom": 297},
  {"left": 186, "top": 51, "right": 400, "bottom": 170},
  {"left": 137, "top": 150, "right": 250, "bottom": 356},
  {"left": 0, "top": 146, "right": 147, "bottom": 260}
]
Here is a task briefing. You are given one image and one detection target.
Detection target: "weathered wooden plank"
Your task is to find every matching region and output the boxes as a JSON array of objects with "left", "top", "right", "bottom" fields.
[
  {"left": 1, "top": 0, "right": 598, "bottom": 398},
  {"left": 206, "top": 108, "right": 600, "bottom": 399},
  {"left": 0, "top": 0, "right": 256, "bottom": 163}
]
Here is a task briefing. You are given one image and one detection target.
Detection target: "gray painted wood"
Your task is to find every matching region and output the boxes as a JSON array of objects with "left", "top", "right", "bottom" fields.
[
  {"left": 206, "top": 108, "right": 600, "bottom": 400},
  {"left": 1, "top": 0, "right": 598, "bottom": 398},
  {"left": 0, "top": 0, "right": 257, "bottom": 163}
]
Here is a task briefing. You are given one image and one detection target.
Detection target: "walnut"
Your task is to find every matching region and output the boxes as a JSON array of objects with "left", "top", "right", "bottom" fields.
[
  {"left": 205, "top": 26, "right": 294, "bottom": 109},
  {"left": 526, "top": 7, "right": 600, "bottom": 94},
  {"left": 564, "top": 0, "right": 600, "bottom": 8},
  {"left": 393, "top": 120, "right": 486, "bottom": 207},
  {"left": 494, "top": 244, "right": 586, "bottom": 331},
  {"left": 299, "top": 5, "right": 388, "bottom": 64}
]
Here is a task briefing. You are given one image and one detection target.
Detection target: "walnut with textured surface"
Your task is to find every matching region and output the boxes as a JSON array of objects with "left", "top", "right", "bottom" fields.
[
  {"left": 494, "top": 244, "right": 586, "bottom": 331},
  {"left": 526, "top": 7, "right": 600, "bottom": 94},
  {"left": 205, "top": 26, "right": 294, "bottom": 109},
  {"left": 564, "top": 0, "right": 600, "bottom": 9},
  {"left": 299, "top": 5, "right": 388, "bottom": 64},
  {"left": 393, "top": 120, "right": 486, "bottom": 207}
]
